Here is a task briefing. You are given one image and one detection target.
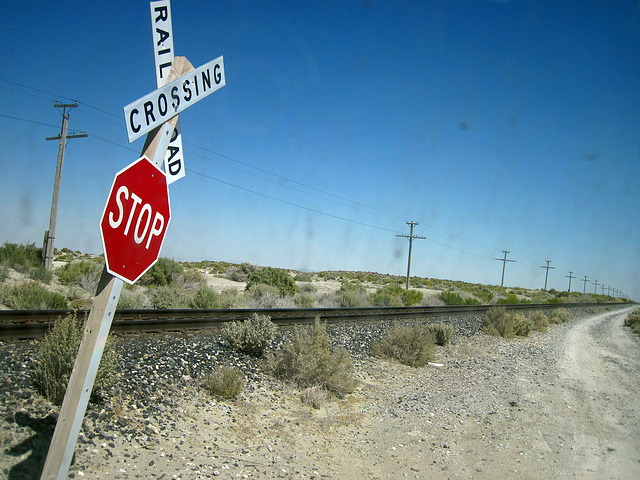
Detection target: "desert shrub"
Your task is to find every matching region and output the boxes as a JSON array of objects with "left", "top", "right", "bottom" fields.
[
  {"left": 549, "top": 308, "right": 570, "bottom": 324},
  {"left": 465, "top": 297, "right": 482, "bottom": 306},
  {"left": 301, "top": 386, "right": 329, "bottom": 409},
  {"left": 223, "top": 262, "right": 257, "bottom": 282},
  {"left": 222, "top": 313, "right": 277, "bottom": 357},
  {"left": 217, "top": 288, "right": 241, "bottom": 308},
  {"left": 262, "top": 319, "right": 356, "bottom": 396},
  {"left": 150, "top": 284, "right": 189, "bottom": 309},
  {"left": 624, "top": 312, "right": 640, "bottom": 336},
  {"left": 529, "top": 311, "right": 549, "bottom": 332},
  {"left": 293, "top": 291, "right": 315, "bottom": 308},
  {"left": 56, "top": 260, "right": 102, "bottom": 290},
  {"left": 0, "top": 281, "right": 68, "bottom": 309},
  {"left": 511, "top": 312, "right": 533, "bottom": 336},
  {"left": 245, "top": 283, "right": 295, "bottom": 308},
  {"left": 189, "top": 286, "right": 221, "bottom": 309},
  {"left": 175, "top": 269, "right": 207, "bottom": 292},
  {"left": 294, "top": 272, "right": 312, "bottom": 282},
  {"left": 498, "top": 294, "right": 521, "bottom": 305},
  {"left": 300, "top": 283, "right": 317, "bottom": 293},
  {"left": 335, "top": 282, "right": 369, "bottom": 308},
  {"left": 423, "top": 323, "right": 454, "bottom": 346},
  {"left": 439, "top": 291, "right": 464, "bottom": 305},
  {"left": 401, "top": 289, "right": 424, "bottom": 306},
  {"left": 474, "top": 287, "right": 494, "bottom": 304},
  {"left": 371, "top": 325, "right": 436, "bottom": 367},
  {"left": 482, "top": 307, "right": 515, "bottom": 338},
  {"left": 0, "top": 242, "right": 52, "bottom": 282},
  {"left": 139, "top": 257, "right": 183, "bottom": 286},
  {"left": 32, "top": 313, "right": 119, "bottom": 405},
  {"left": 371, "top": 288, "right": 403, "bottom": 307},
  {"left": 245, "top": 267, "right": 299, "bottom": 296},
  {"left": 383, "top": 284, "right": 405, "bottom": 296},
  {"left": 202, "top": 366, "right": 244, "bottom": 399},
  {"left": 0, "top": 242, "right": 42, "bottom": 272},
  {"left": 117, "top": 290, "right": 146, "bottom": 309},
  {"left": 29, "top": 266, "right": 53, "bottom": 283}
]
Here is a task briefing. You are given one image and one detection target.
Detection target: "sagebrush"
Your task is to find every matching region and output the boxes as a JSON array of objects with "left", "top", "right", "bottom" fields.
[
  {"left": 222, "top": 313, "right": 277, "bottom": 356},
  {"left": 624, "top": 311, "right": 640, "bottom": 336},
  {"left": 202, "top": 366, "right": 244, "bottom": 399},
  {"left": 32, "top": 313, "right": 119, "bottom": 405},
  {"left": 423, "top": 323, "right": 454, "bottom": 346},
  {"left": 371, "top": 324, "right": 436, "bottom": 366},
  {"left": 549, "top": 308, "right": 570, "bottom": 324},
  {"left": 261, "top": 319, "right": 356, "bottom": 396}
]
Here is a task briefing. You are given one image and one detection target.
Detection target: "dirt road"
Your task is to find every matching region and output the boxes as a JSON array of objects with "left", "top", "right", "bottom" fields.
[{"left": 349, "top": 306, "right": 640, "bottom": 479}]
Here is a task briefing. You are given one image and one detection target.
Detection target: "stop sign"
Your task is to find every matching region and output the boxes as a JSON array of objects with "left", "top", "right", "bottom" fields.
[{"left": 100, "top": 156, "right": 171, "bottom": 284}]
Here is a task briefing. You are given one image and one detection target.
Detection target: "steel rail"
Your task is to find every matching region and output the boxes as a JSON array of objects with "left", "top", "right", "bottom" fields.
[{"left": 0, "top": 303, "right": 614, "bottom": 340}]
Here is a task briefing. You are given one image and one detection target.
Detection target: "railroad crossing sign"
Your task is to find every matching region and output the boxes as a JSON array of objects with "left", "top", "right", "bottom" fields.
[
  {"left": 151, "top": 0, "right": 185, "bottom": 184},
  {"left": 123, "top": 56, "right": 225, "bottom": 143},
  {"left": 100, "top": 156, "right": 171, "bottom": 284},
  {"left": 41, "top": 1, "right": 225, "bottom": 478}
]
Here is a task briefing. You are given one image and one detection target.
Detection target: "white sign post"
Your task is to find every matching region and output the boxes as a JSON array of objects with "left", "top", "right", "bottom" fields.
[
  {"left": 151, "top": 0, "right": 185, "bottom": 184},
  {"left": 40, "top": 2, "right": 225, "bottom": 478}
]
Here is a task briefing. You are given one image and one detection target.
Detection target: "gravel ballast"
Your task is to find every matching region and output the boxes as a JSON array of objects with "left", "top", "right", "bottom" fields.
[{"left": 1, "top": 305, "right": 638, "bottom": 479}]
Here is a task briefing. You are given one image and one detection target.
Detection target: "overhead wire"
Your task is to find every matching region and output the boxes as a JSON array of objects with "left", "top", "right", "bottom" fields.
[{"left": 2, "top": 75, "right": 590, "bottom": 277}]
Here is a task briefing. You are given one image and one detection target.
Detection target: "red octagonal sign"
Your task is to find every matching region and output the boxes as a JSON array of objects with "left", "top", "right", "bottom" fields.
[{"left": 100, "top": 156, "right": 171, "bottom": 284}]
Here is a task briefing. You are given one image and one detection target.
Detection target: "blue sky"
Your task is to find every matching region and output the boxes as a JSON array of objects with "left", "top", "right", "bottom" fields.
[{"left": 1, "top": 0, "right": 639, "bottom": 299}]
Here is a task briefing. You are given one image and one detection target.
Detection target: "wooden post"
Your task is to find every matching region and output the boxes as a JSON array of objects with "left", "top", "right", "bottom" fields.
[{"left": 40, "top": 57, "right": 194, "bottom": 480}]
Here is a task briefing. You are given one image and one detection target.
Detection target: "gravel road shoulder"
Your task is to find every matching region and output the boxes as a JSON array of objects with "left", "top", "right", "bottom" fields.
[{"left": 1, "top": 306, "right": 639, "bottom": 479}]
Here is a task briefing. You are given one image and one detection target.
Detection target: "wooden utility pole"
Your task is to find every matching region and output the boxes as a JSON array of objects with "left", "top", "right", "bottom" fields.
[
  {"left": 540, "top": 260, "right": 555, "bottom": 290},
  {"left": 396, "top": 221, "right": 425, "bottom": 290},
  {"left": 593, "top": 279, "right": 599, "bottom": 294},
  {"left": 565, "top": 271, "right": 576, "bottom": 292},
  {"left": 495, "top": 250, "right": 514, "bottom": 287},
  {"left": 43, "top": 103, "right": 87, "bottom": 270},
  {"left": 581, "top": 275, "right": 589, "bottom": 293}
]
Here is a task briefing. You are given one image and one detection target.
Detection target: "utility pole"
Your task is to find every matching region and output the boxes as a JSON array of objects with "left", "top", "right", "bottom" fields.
[
  {"left": 593, "top": 280, "right": 599, "bottom": 294},
  {"left": 43, "top": 102, "right": 87, "bottom": 270},
  {"left": 540, "top": 260, "right": 555, "bottom": 290},
  {"left": 581, "top": 275, "right": 589, "bottom": 293},
  {"left": 601, "top": 284, "right": 606, "bottom": 295},
  {"left": 396, "top": 221, "right": 426, "bottom": 290},
  {"left": 495, "top": 250, "right": 514, "bottom": 288},
  {"left": 565, "top": 271, "right": 576, "bottom": 292},
  {"left": 607, "top": 286, "right": 611, "bottom": 296}
]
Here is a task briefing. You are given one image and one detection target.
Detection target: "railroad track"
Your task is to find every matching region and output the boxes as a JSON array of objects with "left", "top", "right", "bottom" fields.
[{"left": 0, "top": 303, "right": 612, "bottom": 340}]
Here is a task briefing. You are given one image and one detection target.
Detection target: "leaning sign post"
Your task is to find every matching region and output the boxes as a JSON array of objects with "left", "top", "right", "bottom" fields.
[{"left": 40, "top": 2, "right": 225, "bottom": 478}]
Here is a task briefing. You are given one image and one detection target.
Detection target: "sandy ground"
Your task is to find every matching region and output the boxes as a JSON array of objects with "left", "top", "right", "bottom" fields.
[
  {"left": 1, "top": 306, "right": 638, "bottom": 479},
  {"left": 65, "top": 306, "right": 640, "bottom": 479}
]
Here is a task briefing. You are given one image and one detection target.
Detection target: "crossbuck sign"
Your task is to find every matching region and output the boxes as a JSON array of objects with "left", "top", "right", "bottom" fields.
[
  {"left": 40, "top": 1, "right": 225, "bottom": 478},
  {"left": 123, "top": 56, "right": 225, "bottom": 143}
]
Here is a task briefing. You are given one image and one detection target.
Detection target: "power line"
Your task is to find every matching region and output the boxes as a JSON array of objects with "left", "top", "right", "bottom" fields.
[
  {"left": 2, "top": 77, "right": 622, "bottom": 293},
  {"left": 187, "top": 168, "right": 400, "bottom": 234},
  {"left": 0, "top": 113, "right": 60, "bottom": 129}
]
